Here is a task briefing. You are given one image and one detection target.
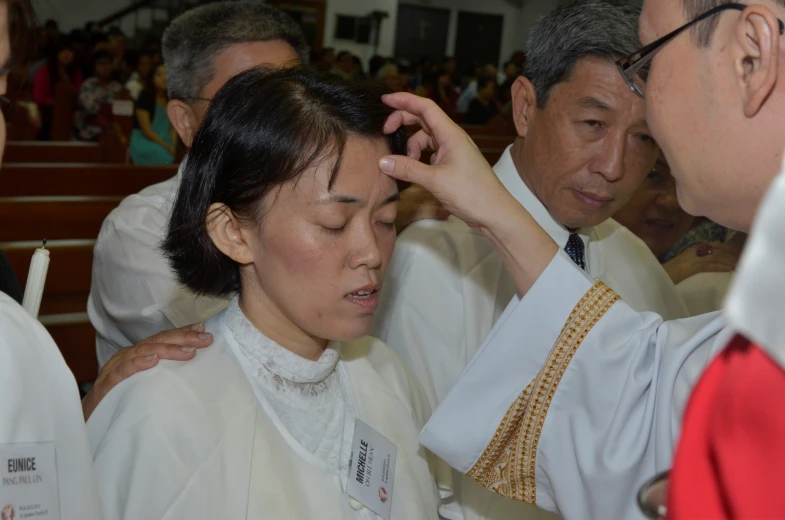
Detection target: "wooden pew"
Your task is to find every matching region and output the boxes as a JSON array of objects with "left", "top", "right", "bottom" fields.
[
  {"left": 41, "top": 314, "right": 97, "bottom": 383},
  {"left": 3, "top": 239, "right": 93, "bottom": 315},
  {"left": 97, "top": 90, "right": 135, "bottom": 164},
  {"left": 0, "top": 196, "right": 120, "bottom": 242},
  {"left": 4, "top": 142, "right": 104, "bottom": 163},
  {"left": 4, "top": 240, "right": 96, "bottom": 382},
  {"left": 6, "top": 104, "right": 37, "bottom": 141},
  {"left": 0, "top": 163, "right": 178, "bottom": 197},
  {"left": 470, "top": 134, "right": 516, "bottom": 149},
  {"left": 461, "top": 115, "right": 517, "bottom": 137},
  {"left": 51, "top": 79, "right": 78, "bottom": 141},
  {"left": 0, "top": 162, "right": 177, "bottom": 383},
  {"left": 420, "top": 147, "right": 505, "bottom": 167}
]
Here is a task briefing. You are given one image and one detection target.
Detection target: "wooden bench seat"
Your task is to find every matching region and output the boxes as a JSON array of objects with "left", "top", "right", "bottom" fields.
[
  {"left": 0, "top": 163, "right": 178, "bottom": 197},
  {"left": 0, "top": 196, "right": 121, "bottom": 241},
  {"left": 5, "top": 142, "right": 105, "bottom": 163}
]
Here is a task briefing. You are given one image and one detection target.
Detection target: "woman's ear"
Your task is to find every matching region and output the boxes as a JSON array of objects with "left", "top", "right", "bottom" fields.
[
  {"left": 206, "top": 203, "right": 255, "bottom": 265},
  {"left": 167, "top": 99, "right": 199, "bottom": 147}
]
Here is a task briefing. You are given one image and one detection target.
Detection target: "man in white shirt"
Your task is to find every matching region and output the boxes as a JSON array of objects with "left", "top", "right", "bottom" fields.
[
  {"left": 88, "top": 2, "right": 309, "bottom": 368},
  {"left": 374, "top": 0, "right": 785, "bottom": 518},
  {"left": 372, "top": 3, "right": 686, "bottom": 519}
]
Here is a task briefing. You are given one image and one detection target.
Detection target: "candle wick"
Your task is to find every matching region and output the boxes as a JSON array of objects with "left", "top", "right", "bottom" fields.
[{"left": 42, "top": 238, "right": 47, "bottom": 248}]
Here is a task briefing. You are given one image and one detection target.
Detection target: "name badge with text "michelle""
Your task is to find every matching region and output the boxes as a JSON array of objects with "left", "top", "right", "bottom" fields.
[
  {"left": 347, "top": 420, "right": 397, "bottom": 520},
  {"left": 0, "top": 442, "right": 59, "bottom": 520}
]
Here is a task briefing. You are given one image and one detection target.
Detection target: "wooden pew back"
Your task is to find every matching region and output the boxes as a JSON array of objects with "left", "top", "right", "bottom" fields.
[
  {"left": 0, "top": 196, "right": 120, "bottom": 242},
  {"left": 5, "top": 142, "right": 104, "bottom": 163},
  {"left": 3, "top": 240, "right": 93, "bottom": 316},
  {"left": 1, "top": 163, "right": 176, "bottom": 383},
  {"left": 51, "top": 79, "right": 78, "bottom": 141},
  {"left": 0, "top": 163, "right": 177, "bottom": 197}
]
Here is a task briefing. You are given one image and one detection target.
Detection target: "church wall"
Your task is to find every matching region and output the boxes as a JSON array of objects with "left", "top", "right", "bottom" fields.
[
  {"left": 32, "top": 0, "right": 155, "bottom": 35},
  {"left": 323, "top": 0, "right": 399, "bottom": 65},
  {"left": 399, "top": 0, "right": 560, "bottom": 69}
]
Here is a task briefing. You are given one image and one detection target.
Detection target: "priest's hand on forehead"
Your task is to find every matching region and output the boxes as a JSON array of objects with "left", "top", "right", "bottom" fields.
[{"left": 377, "top": 92, "right": 515, "bottom": 233}]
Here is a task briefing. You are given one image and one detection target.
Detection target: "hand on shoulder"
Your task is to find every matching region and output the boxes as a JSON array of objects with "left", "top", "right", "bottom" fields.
[{"left": 82, "top": 323, "right": 213, "bottom": 420}]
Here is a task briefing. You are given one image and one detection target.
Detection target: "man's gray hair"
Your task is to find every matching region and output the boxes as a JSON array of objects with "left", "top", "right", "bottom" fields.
[
  {"left": 683, "top": 0, "right": 785, "bottom": 46},
  {"left": 162, "top": 1, "right": 309, "bottom": 100},
  {"left": 525, "top": 0, "right": 641, "bottom": 106}
]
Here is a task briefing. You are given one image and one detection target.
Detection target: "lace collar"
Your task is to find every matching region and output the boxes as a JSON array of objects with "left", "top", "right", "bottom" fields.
[{"left": 225, "top": 296, "right": 340, "bottom": 384}]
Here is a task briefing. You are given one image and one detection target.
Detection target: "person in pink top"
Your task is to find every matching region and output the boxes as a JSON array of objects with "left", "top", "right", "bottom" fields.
[{"left": 32, "top": 36, "right": 82, "bottom": 139}]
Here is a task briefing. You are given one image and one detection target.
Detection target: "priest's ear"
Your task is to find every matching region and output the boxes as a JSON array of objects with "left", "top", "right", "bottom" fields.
[
  {"left": 511, "top": 76, "right": 538, "bottom": 138},
  {"left": 732, "top": 4, "right": 781, "bottom": 118},
  {"left": 167, "top": 99, "right": 200, "bottom": 148},
  {"left": 205, "top": 203, "right": 255, "bottom": 266}
]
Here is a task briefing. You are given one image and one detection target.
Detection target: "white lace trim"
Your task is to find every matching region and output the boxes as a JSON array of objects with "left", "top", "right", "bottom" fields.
[{"left": 226, "top": 296, "right": 355, "bottom": 476}]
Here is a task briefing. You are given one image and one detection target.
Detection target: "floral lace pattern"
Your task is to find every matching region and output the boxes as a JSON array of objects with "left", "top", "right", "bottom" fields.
[{"left": 226, "top": 297, "right": 355, "bottom": 476}]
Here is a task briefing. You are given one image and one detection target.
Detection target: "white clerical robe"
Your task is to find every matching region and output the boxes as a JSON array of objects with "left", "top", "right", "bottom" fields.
[
  {"left": 87, "top": 164, "right": 230, "bottom": 369},
  {"left": 87, "top": 306, "right": 451, "bottom": 520},
  {"left": 0, "top": 292, "right": 102, "bottom": 519},
  {"left": 420, "top": 168, "right": 785, "bottom": 520},
  {"left": 677, "top": 272, "right": 734, "bottom": 315},
  {"left": 372, "top": 147, "right": 688, "bottom": 520},
  {"left": 419, "top": 250, "right": 733, "bottom": 520}
]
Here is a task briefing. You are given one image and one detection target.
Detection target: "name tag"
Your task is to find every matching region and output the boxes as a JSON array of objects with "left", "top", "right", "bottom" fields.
[
  {"left": 0, "top": 442, "right": 59, "bottom": 520},
  {"left": 347, "top": 420, "right": 397, "bottom": 520}
]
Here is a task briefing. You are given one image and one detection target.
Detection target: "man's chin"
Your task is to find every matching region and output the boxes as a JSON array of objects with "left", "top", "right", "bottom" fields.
[{"left": 558, "top": 211, "right": 615, "bottom": 231}]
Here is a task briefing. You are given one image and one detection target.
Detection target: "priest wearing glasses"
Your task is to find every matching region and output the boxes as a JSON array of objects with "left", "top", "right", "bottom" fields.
[{"left": 376, "top": 0, "right": 785, "bottom": 519}]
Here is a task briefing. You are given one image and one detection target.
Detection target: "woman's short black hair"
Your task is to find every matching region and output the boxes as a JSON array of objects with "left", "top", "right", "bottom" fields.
[{"left": 162, "top": 65, "right": 407, "bottom": 297}]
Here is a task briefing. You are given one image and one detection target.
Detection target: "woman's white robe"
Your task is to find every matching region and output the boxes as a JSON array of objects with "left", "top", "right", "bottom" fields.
[{"left": 87, "top": 310, "right": 449, "bottom": 519}]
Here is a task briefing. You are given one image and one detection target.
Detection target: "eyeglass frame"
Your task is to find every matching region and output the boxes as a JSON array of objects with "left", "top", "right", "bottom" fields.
[{"left": 617, "top": 2, "right": 785, "bottom": 98}]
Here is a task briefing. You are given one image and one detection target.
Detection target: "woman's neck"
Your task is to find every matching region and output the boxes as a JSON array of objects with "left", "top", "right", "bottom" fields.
[{"left": 238, "top": 292, "right": 329, "bottom": 362}]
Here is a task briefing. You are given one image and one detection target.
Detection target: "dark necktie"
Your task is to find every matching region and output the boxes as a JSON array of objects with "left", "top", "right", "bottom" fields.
[{"left": 565, "top": 233, "right": 586, "bottom": 271}]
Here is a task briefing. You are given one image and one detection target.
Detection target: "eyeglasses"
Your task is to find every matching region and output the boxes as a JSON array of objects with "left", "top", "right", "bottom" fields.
[{"left": 617, "top": 2, "right": 785, "bottom": 98}]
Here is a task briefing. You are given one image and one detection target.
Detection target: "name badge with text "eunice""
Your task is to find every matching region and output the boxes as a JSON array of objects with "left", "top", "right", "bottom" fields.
[
  {"left": 0, "top": 442, "right": 59, "bottom": 520},
  {"left": 347, "top": 420, "right": 397, "bottom": 520}
]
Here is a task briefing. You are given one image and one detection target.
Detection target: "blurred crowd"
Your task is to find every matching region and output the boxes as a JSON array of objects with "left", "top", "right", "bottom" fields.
[{"left": 310, "top": 47, "right": 527, "bottom": 125}]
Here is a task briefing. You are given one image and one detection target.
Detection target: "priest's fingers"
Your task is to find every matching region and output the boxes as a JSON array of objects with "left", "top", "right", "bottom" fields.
[
  {"left": 382, "top": 93, "right": 463, "bottom": 149},
  {"left": 405, "top": 129, "right": 432, "bottom": 161}
]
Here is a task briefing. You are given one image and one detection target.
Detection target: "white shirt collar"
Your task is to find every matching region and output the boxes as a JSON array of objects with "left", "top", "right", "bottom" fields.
[
  {"left": 493, "top": 145, "right": 593, "bottom": 251},
  {"left": 725, "top": 157, "right": 785, "bottom": 370}
]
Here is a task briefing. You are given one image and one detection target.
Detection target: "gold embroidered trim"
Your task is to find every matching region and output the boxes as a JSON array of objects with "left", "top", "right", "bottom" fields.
[{"left": 466, "top": 281, "right": 620, "bottom": 504}]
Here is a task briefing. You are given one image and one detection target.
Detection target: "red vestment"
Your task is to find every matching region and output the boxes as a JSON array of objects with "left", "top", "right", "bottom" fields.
[{"left": 669, "top": 334, "right": 785, "bottom": 519}]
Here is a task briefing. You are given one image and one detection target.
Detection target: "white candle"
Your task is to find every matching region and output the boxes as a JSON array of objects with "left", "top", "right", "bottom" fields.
[{"left": 22, "top": 241, "right": 50, "bottom": 318}]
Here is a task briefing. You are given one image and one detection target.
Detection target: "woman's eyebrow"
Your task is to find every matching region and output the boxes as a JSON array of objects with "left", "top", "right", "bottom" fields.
[
  {"left": 377, "top": 192, "right": 401, "bottom": 208},
  {"left": 319, "top": 192, "right": 400, "bottom": 207}
]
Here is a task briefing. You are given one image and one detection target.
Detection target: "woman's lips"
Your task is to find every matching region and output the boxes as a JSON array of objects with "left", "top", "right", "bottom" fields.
[{"left": 345, "top": 289, "right": 379, "bottom": 312}]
